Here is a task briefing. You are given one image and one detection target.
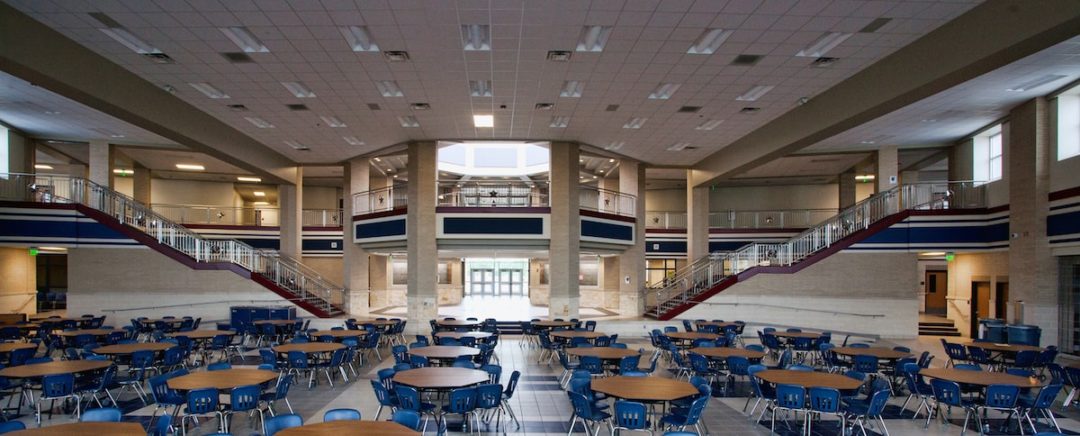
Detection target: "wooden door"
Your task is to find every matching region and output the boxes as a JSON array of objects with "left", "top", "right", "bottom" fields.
[
  {"left": 995, "top": 282, "right": 1010, "bottom": 320},
  {"left": 972, "top": 281, "right": 991, "bottom": 336},
  {"left": 924, "top": 271, "right": 948, "bottom": 315}
]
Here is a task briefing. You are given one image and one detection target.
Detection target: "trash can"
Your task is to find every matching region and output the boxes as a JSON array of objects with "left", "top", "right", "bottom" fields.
[
  {"left": 1006, "top": 324, "right": 1041, "bottom": 346},
  {"left": 979, "top": 318, "right": 1006, "bottom": 343}
]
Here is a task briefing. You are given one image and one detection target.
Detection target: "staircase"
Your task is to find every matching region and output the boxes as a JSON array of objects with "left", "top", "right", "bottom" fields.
[
  {"left": 644, "top": 181, "right": 987, "bottom": 320},
  {"left": 3, "top": 173, "right": 345, "bottom": 317},
  {"left": 919, "top": 318, "right": 962, "bottom": 337}
]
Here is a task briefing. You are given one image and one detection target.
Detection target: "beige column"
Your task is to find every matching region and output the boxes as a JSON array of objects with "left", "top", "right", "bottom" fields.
[
  {"left": 686, "top": 172, "right": 710, "bottom": 261},
  {"left": 277, "top": 166, "right": 303, "bottom": 259},
  {"left": 838, "top": 170, "right": 857, "bottom": 209},
  {"left": 407, "top": 142, "right": 438, "bottom": 324},
  {"left": 602, "top": 256, "right": 619, "bottom": 309},
  {"left": 88, "top": 140, "right": 113, "bottom": 187},
  {"left": 0, "top": 247, "right": 36, "bottom": 315},
  {"left": 1007, "top": 97, "right": 1057, "bottom": 345},
  {"left": 369, "top": 255, "right": 389, "bottom": 306},
  {"left": 132, "top": 161, "right": 151, "bottom": 205},
  {"left": 343, "top": 158, "right": 370, "bottom": 316},
  {"left": 618, "top": 160, "right": 646, "bottom": 316},
  {"left": 876, "top": 145, "right": 899, "bottom": 193},
  {"left": 548, "top": 142, "right": 580, "bottom": 318}
]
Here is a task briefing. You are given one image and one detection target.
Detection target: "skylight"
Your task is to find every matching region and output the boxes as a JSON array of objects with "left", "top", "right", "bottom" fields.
[{"left": 437, "top": 142, "right": 550, "bottom": 177}]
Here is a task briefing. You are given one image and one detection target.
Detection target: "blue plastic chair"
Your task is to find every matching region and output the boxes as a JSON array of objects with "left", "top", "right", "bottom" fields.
[
  {"left": 746, "top": 364, "right": 775, "bottom": 417},
  {"left": 852, "top": 354, "right": 879, "bottom": 374},
  {"left": 36, "top": 373, "right": 79, "bottom": 424},
  {"left": 323, "top": 407, "right": 361, "bottom": 422},
  {"left": 975, "top": 384, "right": 1023, "bottom": 433},
  {"left": 771, "top": 384, "right": 806, "bottom": 434},
  {"left": 224, "top": 384, "right": 262, "bottom": 433},
  {"left": 475, "top": 384, "right": 505, "bottom": 431},
  {"left": 898, "top": 362, "right": 934, "bottom": 419},
  {"left": 612, "top": 400, "right": 650, "bottom": 433},
  {"left": 181, "top": 388, "right": 224, "bottom": 434},
  {"left": 264, "top": 413, "right": 303, "bottom": 436},
  {"left": 501, "top": 370, "right": 522, "bottom": 429},
  {"left": 207, "top": 361, "right": 232, "bottom": 371},
  {"left": 441, "top": 387, "right": 478, "bottom": 433},
  {"left": 80, "top": 407, "right": 121, "bottom": 422},
  {"left": 1020, "top": 383, "right": 1064, "bottom": 434},
  {"left": 567, "top": 391, "right": 612, "bottom": 435},
  {"left": 807, "top": 387, "right": 844, "bottom": 434},
  {"left": 617, "top": 354, "right": 641, "bottom": 375},
  {"left": 0, "top": 421, "right": 25, "bottom": 434},
  {"left": 659, "top": 395, "right": 708, "bottom": 433},
  {"left": 929, "top": 379, "right": 974, "bottom": 429},
  {"left": 395, "top": 385, "right": 437, "bottom": 433},
  {"left": 392, "top": 409, "right": 422, "bottom": 431},
  {"left": 846, "top": 386, "right": 891, "bottom": 435},
  {"left": 579, "top": 355, "right": 604, "bottom": 375}
]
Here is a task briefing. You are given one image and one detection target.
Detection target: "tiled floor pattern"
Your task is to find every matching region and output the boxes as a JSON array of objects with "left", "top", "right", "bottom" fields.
[{"left": 9, "top": 333, "right": 1080, "bottom": 435}]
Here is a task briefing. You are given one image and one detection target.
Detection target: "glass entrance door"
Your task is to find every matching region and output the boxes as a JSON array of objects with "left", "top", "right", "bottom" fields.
[
  {"left": 465, "top": 258, "right": 529, "bottom": 297},
  {"left": 469, "top": 268, "right": 494, "bottom": 295}
]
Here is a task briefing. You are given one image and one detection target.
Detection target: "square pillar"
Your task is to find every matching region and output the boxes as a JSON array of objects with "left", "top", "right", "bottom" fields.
[
  {"left": 838, "top": 170, "right": 857, "bottom": 209},
  {"left": 132, "top": 162, "right": 151, "bottom": 205},
  {"left": 618, "top": 159, "right": 646, "bottom": 316},
  {"left": 407, "top": 142, "right": 438, "bottom": 324},
  {"left": 278, "top": 166, "right": 303, "bottom": 259},
  {"left": 686, "top": 172, "right": 710, "bottom": 261},
  {"left": 548, "top": 142, "right": 580, "bottom": 318},
  {"left": 88, "top": 140, "right": 114, "bottom": 188},
  {"left": 343, "top": 157, "right": 370, "bottom": 316},
  {"left": 876, "top": 145, "right": 898, "bottom": 193}
]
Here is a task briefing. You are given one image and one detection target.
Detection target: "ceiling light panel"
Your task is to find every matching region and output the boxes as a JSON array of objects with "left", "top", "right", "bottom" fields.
[
  {"left": 188, "top": 82, "right": 229, "bottom": 99},
  {"left": 340, "top": 26, "right": 379, "bottom": 52},
  {"left": 550, "top": 116, "right": 569, "bottom": 128},
  {"left": 220, "top": 27, "right": 268, "bottom": 53},
  {"left": 175, "top": 164, "right": 205, "bottom": 171},
  {"left": 34, "top": 164, "right": 53, "bottom": 170},
  {"left": 281, "top": 82, "right": 315, "bottom": 98},
  {"left": 284, "top": 140, "right": 310, "bottom": 150},
  {"left": 687, "top": 29, "right": 733, "bottom": 55},
  {"left": 319, "top": 115, "right": 347, "bottom": 128},
  {"left": 398, "top": 116, "right": 420, "bottom": 127},
  {"left": 623, "top": 117, "right": 647, "bottom": 129},
  {"left": 1006, "top": 74, "right": 1068, "bottom": 92},
  {"left": 736, "top": 85, "right": 775, "bottom": 101},
  {"left": 796, "top": 32, "right": 852, "bottom": 57},
  {"left": 461, "top": 24, "right": 491, "bottom": 51},
  {"left": 473, "top": 114, "right": 494, "bottom": 128},
  {"left": 237, "top": 176, "right": 262, "bottom": 182},
  {"left": 560, "top": 81, "right": 584, "bottom": 98},
  {"left": 695, "top": 119, "right": 724, "bottom": 130},
  {"left": 99, "top": 28, "right": 161, "bottom": 54},
  {"left": 576, "top": 26, "right": 612, "bottom": 52},
  {"left": 376, "top": 81, "right": 404, "bottom": 97},
  {"left": 253, "top": 191, "right": 266, "bottom": 197},
  {"left": 468, "top": 80, "right": 493, "bottom": 97},
  {"left": 244, "top": 116, "right": 274, "bottom": 128},
  {"left": 343, "top": 136, "right": 365, "bottom": 146},
  {"left": 648, "top": 83, "right": 680, "bottom": 100}
]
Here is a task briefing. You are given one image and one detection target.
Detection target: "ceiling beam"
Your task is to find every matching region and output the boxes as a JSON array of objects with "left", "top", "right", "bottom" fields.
[
  {"left": 0, "top": 3, "right": 297, "bottom": 184},
  {"left": 690, "top": 0, "right": 1080, "bottom": 188}
]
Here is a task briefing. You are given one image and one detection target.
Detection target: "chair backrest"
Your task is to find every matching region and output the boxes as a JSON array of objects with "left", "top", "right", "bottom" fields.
[
  {"left": 786, "top": 364, "right": 814, "bottom": 372},
  {"left": 954, "top": 363, "right": 982, "bottom": 371},
  {"left": 504, "top": 370, "right": 521, "bottom": 398},
  {"left": 1032, "top": 382, "right": 1064, "bottom": 409},
  {"left": 323, "top": 408, "right": 361, "bottom": 422},
  {"left": 151, "top": 414, "right": 172, "bottom": 436},
  {"left": 930, "top": 379, "right": 963, "bottom": 407},
  {"left": 808, "top": 387, "right": 840, "bottom": 413},
  {"left": 445, "top": 387, "right": 478, "bottom": 413},
  {"left": 288, "top": 350, "right": 309, "bottom": 369},
  {"left": 567, "top": 391, "right": 598, "bottom": 420},
  {"left": 80, "top": 407, "right": 122, "bottom": 422},
  {"left": 395, "top": 385, "right": 423, "bottom": 411},
  {"left": 264, "top": 413, "right": 304, "bottom": 436},
  {"left": 480, "top": 364, "right": 502, "bottom": 384},
  {"left": 580, "top": 355, "right": 604, "bottom": 373},
  {"left": 41, "top": 373, "right": 74, "bottom": 397},
  {"left": 775, "top": 384, "right": 805, "bottom": 408},
  {"left": 618, "top": 355, "right": 641, "bottom": 374},
  {"left": 185, "top": 388, "right": 220, "bottom": 413},
  {"left": 476, "top": 383, "right": 503, "bottom": 409},
  {"left": 681, "top": 395, "right": 708, "bottom": 424},
  {"left": 229, "top": 384, "right": 260, "bottom": 412},
  {"left": 207, "top": 361, "right": 232, "bottom": 371},
  {"left": 0, "top": 420, "right": 25, "bottom": 434},
  {"left": 371, "top": 380, "right": 395, "bottom": 406},
  {"left": 1014, "top": 350, "right": 1039, "bottom": 368},
  {"left": 613, "top": 400, "right": 649, "bottom": 429},
  {"left": 409, "top": 354, "right": 429, "bottom": 368},
  {"left": 865, "top": 388, "right": 891, "bottom": 417},
  {"left": 853, "top": 354, "right": 879, "bottom": 373},
  {"left": 391, "top": 410, "right": 422, "bottom": 430},
  {"left": 984, "top": 384, "right": 1020, "bottom": 408}
]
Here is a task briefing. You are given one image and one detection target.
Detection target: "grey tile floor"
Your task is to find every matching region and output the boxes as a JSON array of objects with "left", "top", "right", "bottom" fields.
[{"left": 13, "top": 334, "right": 1080, "bottom": 435}]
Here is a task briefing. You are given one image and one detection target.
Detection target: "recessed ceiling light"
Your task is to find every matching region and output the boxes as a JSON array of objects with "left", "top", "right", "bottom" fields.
[
  {"left": 398, "top": 115, "right": 420, "bottom": 127},
  {"left": 253, "top": 201, "right": 270, "bottom": 206},
  {"left": 469, "top": 80, "right": 493, "bottom": 97},
  {"left": 244, "top": 116, "right": 275, "bottom": 129},
  {"left": 281, "top": 82, "right": 315, "bottom": 98},
  {"left": 796, "top": 32, "right": 852, "bottom": 57},
  {"left": 237, "top": 176, "right": 262, "bottom": 182},
  {"left": 175, "top": 164, "right": 205, "bottom": 171},
  {"left": 604, "top": 142, "right": 624, "bottom": 151},
  {"left": 340, "top": 25, "right": 379, "bottom": 52},
  {"left": 608, "top": 158, "right": 616, "bottom": 163},
  {"left": 597, "top": 170, "right": 604, "bottom": 174},
  {"left": 648, "top": 83, "right": 680, "bottom": 100},
  {"left": 623, "top": 117, "right": 647, "bottom": 129},
  {"left": 319, "top": 115, "right": 347, "bottom": 128},
  {"left": 1006, "top": 74, "right": 1068, "bottom": 92},
  {"left": 34, "top": 164, "right": 53, "bottom": 170},
  {"left": 343, "top": 136, "right": 365, "bottom": 146},
  {"left": 373, "top": 157, "right": 382, "bottom": 162},
  {"left": 687, "top": 28, "right": 733, "bottom": 55},
  {"left": 560, "top": 81, "right": 584, "bottom": 98},
  {"left": 550, "top": 116, "right": 569, "bottom": 128},
  {"left": 695, "top": 119, "right": 724, "bottom": 130},
  {"left": 376, "top": 80, "right": 404, "bottom": 97},
  {"left": 461, "top": 24, "right": 491, "bottom": 51},
  {"left": 284, "top": 140, "right": 310, "bottom": 150},
  {"left": 576, "top": 26, "right": 612, "bottom": 52},
  {"left": 188, "top": 82, "right": 229, "bottom": 99},
  {"left": 220, "top": 27, "right": 268, "bottom": 53},
  {"left": 736, "top": 85, "right": 775, "bottom": 101},
  {"left": 99, "top": 27, "right": 161, "bottom": 54},
  {"left": 855, "top": 174, "right": 876, "bottom": 181},
  {"left": 473, "top": 114, "right": 494, "bottom": 128},
  {"left": 253, "top": 191, "right": 265, "bottom": 197}
]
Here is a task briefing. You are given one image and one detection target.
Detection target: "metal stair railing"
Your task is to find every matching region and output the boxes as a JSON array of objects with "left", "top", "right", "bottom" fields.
[
  {"left": 0, "top": 173, "right": 344, "bottom": 315},
  {"left": 645, "top": 181, "right": 987, "bottom": 318}
]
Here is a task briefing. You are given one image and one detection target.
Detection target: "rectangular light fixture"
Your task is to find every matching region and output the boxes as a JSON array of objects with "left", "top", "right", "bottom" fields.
[
  {"left": 576, "top": 26, "right": 612, "bottom": 52},
  {"left": 560, "top": 81, "right": 584, "bottom": 98},
  {"left": 604, "top": 142, "right": 624, "bottom": 151},
  {"left": 34, "top": 164, "right": 54, "bottom": 170},
  {"left": 237, "top": 176, "right": 262, "bottom": 182},
  {"left": 375, "top": 80, "right": 404, "bottom": 97},
  {"left": 695, "top": 119, "right": 724, "bottom": 130},
  {"left": 319, "top": 115, "right": 347, "bottom": 128},
  {"left": 1006, "top": 74, "right": 1068, "bottom": 92},
  {"left": 253, "top": 201, "right": 270, "bottom": 206},
  {"left": 398, "top": 115, "right": 420, "bottom": 127},
  {"left": 473, "top": 114, "right": 494, "bottom": 128},
  {"left": 340, "top": 25, "right": 379, "bottom": 52},
  {"left": 99, "top": 28, "right": 162, "bottom": 54},
  {"left": 666, "top": 142, "right": 691, "bottom": 151},
  {"left": 549, "top": 116, "right": 569, "bottom": 128},
  {"left": 860, "top": 134, "right": 891, "bottom": 144},
  {"left": 188, "top": 82, "right": 229, "bottom": 99},
  {"left": 796, "top": 32, "right": 852, "bottom": 57},
  {"left": 736, "top": 85, "right": 775, "bottom": 101},
  {"left": 648, "top": 83, "right": 680, "bottom": 100},
  {"left": 623, "top": 117, "right": 647, "bottom": 129},
  {"left": 112, "top": 169, "right": 134, "bottom": 176},
  {"left": 284, "top": 140, "right": 310, "bottom": 150},
  {"left": 281, "top": 82, "right": 315, "bottom": 98},
  {"left": 175, "top": 164, "right": 205, "bottom": 171},
  {"left": 343, "top": 136, "right": 365, "bottom": 146},
  {"left": 461, "top": 24, "right": 491, "bottom": 51},
  {"left": 855, "top": 174, "right": 876, "bottom": 181},
  {"left": 687, "top": 28, "right": 733, "bottom": 55},
  {"left": 469, "top": 80, "right": 493, "bottom": 97},
  {"left": 244, "top": 116, "right": 275, "bottom": 129},
  {"left": 920, "top": 251, "right": 947, "bottom": 256},
  {"left": 92, "top": 128, "right": 125, "bottom": 138},
  {"left": 253, "top": 191, "right": 266, "bottom": 197},
  {"left": 220, "top": 27, "right": 269, "bottom": 53}
]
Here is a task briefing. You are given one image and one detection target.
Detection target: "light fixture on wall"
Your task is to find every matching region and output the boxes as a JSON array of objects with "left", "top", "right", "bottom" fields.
[{"left": 854, "top": 174, "right": 875, "bottom": 182}]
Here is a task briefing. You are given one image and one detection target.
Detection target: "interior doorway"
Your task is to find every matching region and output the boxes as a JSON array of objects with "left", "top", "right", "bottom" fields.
[
  {"left": 995, "top": 281, "right": 1009, "bottom": 322},
  {"left": 464, "top": 258, "right": 528, "bottom": 297},
  {"left": 971, "top": 281, "right": 992, "bottom": 336},
  {"left": 924, "top": 270, "right": 947, "bottom": 316}
]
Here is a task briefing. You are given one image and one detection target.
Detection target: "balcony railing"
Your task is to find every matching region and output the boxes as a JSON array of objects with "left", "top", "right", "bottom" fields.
[
  {"left": 352, "top": 185, "right": 406, "bottom": 215},
  {"left": 580, "top": 186, "right": 636, "bottom": 217},
  {"left": 437, "top": 181, "right": 549, "bottom": 207},
  {"left": 645, "top": 209, "right": 837, "bottom": 230},
  {"left": 151, "top": 204, "right": 343, "bottom": 227}
]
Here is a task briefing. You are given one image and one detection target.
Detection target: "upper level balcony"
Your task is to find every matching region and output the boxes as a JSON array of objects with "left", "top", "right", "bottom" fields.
[
  {"left": 152, "top": 204, "right": 343, "bottom": 227},
  {"left": 350, "top": 181, "right": 638, "bottom": 217},
  {"left": 646, "top": 209, "right": 838, "bottom": 230}
]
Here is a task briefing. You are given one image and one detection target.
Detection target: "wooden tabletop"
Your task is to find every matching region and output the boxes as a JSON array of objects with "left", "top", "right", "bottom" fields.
[
  {"left": 254, "top": 319, "right": 300, "bottom": 326},
  {"left": 0, "top": 322, "right": 39, "bottom": 329},
  {"left": 436, "top": 319, "right": 482, "bottom": 327},
  {"left": 434, "top": 331, "right": 493, "bottom": 340},
  {"left": 311, "top": 330, "right": 366, "bottom": 339},
  {"left": 958, "top": 340, "right": 1044, "bottom": 353},
  {"left": 532, "top": 320, "right": 576, "bottom": 328},
  {"left": 592, "top": 376, "right": 698, "bottom": 402},
  {"left": 167, "top": 330, "right": 236, "bottom": 340},
  {"left": 30, "top": 315, "right": 92, "bottom": 322},
  {"left": 920, "top": 368, "right": 1046, "bottom": 388},
  {"left": 93, "top": 342, "right": 176, "bottom": 355},
  {"left": 756, "top": 369, "right": 863, "bottom": 390},
  {"left": 139, "top": 318, "right": 186, "bottom": 324},
  {"left": 273, "top": 343, "right": 345, "bottom": 354},
  {"left": 551, "top": 331, "right": 605, "bottom": 339},
  {"left": 276, "top": 420, "right": 420, "bottom": 436},
  {"left": 168, "top": 369, "right": 278, "bottom": 391},
  {"left": 832, "top": 347, "right": 912, "bottom": 360},
  {"left": 0, "top": 343, "right": 38, "bottom": 353},
  {"left": 353, "top": 319, "right": 401, "bottom": 326},
  {"left": 771, "top": 331, "right": 824, "bottom": 339},
  {"left": 54, "top": 329, "right": 114, "bottom": 337},
  {"left": 0, "top": 360, "right": 111, "bottom": 379},
  {"left": 690, "top": 347, "right": 767, "bottom": 360},
  {"left": 566, "top": 347, "right": 640, "bottom": 360},
  {"left": 665, "top": 332, "right": 720, "bottom": 341},
  {"left": 694, "top": 321, "right": 741, "bottom": 328},
  {"left": 8, "top": 422, "right": 146, "bottom": 435},
  {"left": 392, "top": 367, "right": 489, "bottom": 389},
  {"left": 408, "top": 345, "right": 480, "bottom": 360}
]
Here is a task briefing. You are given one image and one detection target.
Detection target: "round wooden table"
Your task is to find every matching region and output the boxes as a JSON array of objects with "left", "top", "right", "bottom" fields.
[
  {"left": 592, "top": 376, "right": 698, "bottom": 402},
  {"left": 273, "top": 343, "right": 344, "bottom": 354},
  {"left": 695, "top": 321, "right": 741, "bottom": 328},
  {"left": 437, "top": 319, "right": 482, "bottom": 328},
  {"left": 0, "top": 360, "right": 111, "bottom": 379},
  {"left": 960, "top": 341, "right": 1043, "bottom": 354},
  {"left": 353, "top": 319, "right": 401, "bottom": 327},
  {"left": 755, "top": 369, "right": 864, "bottom": 390},
  {"left": 168, "top": 369, "right": 278, "bottom": 391},
  {"left": 167, "top": 330, "right": 236, "bottom": 340},
  {"left": 276, "top": 420, "right": 420, "bottom": 436},
  {"left": 140, "top": 318, "right": 186, "bottom": 325},
  {"left": 0, "top": 343, "right": 38, "bottom": 354},
  {"left": 566, "top": 347, "right": 640, "bottom": 361},
  {"left": 254, "top": 319, "right": 299, "bottom": 326},
  {"left": 30, "top": 315, "right": 92, "bottom": 322},
  {"left": 393, "top": 367, "right": 489, "bottom": 390},
  {"left": 690, "top": 347, "right": 767, "bottom": 360},
  {"left": 8, "top": 422, "right": 145, "bottom": 435},
  {"left": 54, "top": 329, "right": 114, "bottom": 337},
  {"left": 831, "top": 347, "right": 912, "bottom": 360},
  {"left": 531, "top": 320, "right": 576, "bottom": 329},
  {"left": 408, "top": 345, "right": 480, "bottom": 361},
  {"left": 771, "top": 331, "right": 824, "bottom": 339},
  {"left": 310, "top": 330, "right": 366, "bottom": 340},
  {"left": 434, "top": 331, "right": 493, "bottom": 340},
  {"left": 665, "top": 332, "right": 720, "bottom": 342},
  {"left": 920, "top": 368, "right": 1046, "bottom": 388},
  {"left": 93, "top": 342, "right": 175, "bottom": 355},
  {"left": 551, "top": 331, "right": 605, "bottom": 340}
]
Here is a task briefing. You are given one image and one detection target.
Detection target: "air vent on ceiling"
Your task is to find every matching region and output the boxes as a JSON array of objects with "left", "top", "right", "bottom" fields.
[
  {"left": 740, "top": 107, "right": 761, "bottom": 114},
  {"left": 685, "top": 146, "right": 698, "bottom": 150},
  {"left": 367, "top": 103, "right": 381, "bottom": 111},
  {"left": 546, "top": 50, "right": 572, "bottom": 62},
  {"left": 221, "top": 52, "right": 254, "bottom": 63},
  {"left": 677, "top": 106, "right": 701, "bottom": 113},
  {"left": 535, "top": 103, "right": 554, "bottom": 111},
  {"left": 143, "top": 53, "right": 174, "bottom": 64},
  {"left": 605, "top": 104, "right": 619, "bottom": 112},
  {"left": 286, "top": 104, "right": 309, "bottom": 111},
  {"left": 88, "top": 12, "right": 122, "bottom": 28},
  {"left": 731, "top": 54, "right": 762, "bottom": 66},
  {"left": 410, "top": 103, "right": 431, "bottom": 110},
  {"left": 859, "top": 17, "right": 892, "bottom": 33},
  {"left": 227, "top": 104, "right": 248, "bottom": 112},
  {"left": 383, "top": 51, "right": 410, "bottom": 62},
  {"left": 812, "top": 57, "right": 838, "bottom": 67}
]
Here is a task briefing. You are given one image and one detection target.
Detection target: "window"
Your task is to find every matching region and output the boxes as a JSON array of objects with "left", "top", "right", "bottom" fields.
[
  {"left": 988, "top": 132, "right": 1003, "bottom": 181},
  {"left": 1058, "top": 93, "right": 1080, "bottom": 161},
  {"left": 973, "top": 125, "right": 1003, "bottom": 185},
  {"left": 0, "top": 124, "right": 8, "bottom": 177}
]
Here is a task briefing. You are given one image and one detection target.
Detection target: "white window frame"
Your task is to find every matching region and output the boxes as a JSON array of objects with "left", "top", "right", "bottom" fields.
[
  {"left": 1058, "top": 92, "right": 1080, "bottom": 161},
  {"left": 0, "top": 124, "right": 8, "bottom": 178},
  {"left": 973, "top": 124, "right": 1003, "bottom": 186}
]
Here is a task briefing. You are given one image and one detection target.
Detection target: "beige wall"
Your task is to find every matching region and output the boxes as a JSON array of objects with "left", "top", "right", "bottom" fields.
[
  {"left": 0, "top": 248, "right": 36, "bottom": 315},
  {"left": 946, "top": 252, "right": 1009, "bottom": 337},
  {"left": 303, "top": 186, "right": 341, "bottom": 210},
  {"left": 301, "top": 257, "right": 344, "bottom": 303},
  {"left": 151, "top": 179, "right": 238, "bottom": 207},
  {"left": 646, "top": 184, "right": 840, "bottom": 213},
  {"left": 113, "top": 176, "right": 134, "bottom": 197}
]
